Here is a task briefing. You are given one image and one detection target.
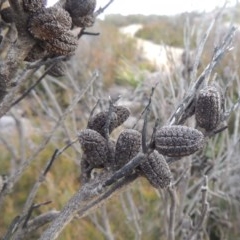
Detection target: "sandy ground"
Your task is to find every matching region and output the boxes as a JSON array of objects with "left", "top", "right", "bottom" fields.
[{"left": 119, "top": 24, "right": 183, "bottom": 71}]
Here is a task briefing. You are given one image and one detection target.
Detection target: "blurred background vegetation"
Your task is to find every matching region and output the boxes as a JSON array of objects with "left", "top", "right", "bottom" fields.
[{"left": 1, "top": 2, "right": 240, "bottom": 240}]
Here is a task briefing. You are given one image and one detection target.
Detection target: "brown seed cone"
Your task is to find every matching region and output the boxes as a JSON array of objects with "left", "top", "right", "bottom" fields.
[
  {"left": 195, "top": 86, "right": 223, "bottom": 131},
  {"left": 0, "top": 7, "right": 14, "bottom": 23},
  {"left": 43, "top": 31, "right": 78, "bottom": 56},
  {"left": 78, "top": 129, "right": 109, "bottom": 168},
  {"left": 155, "top": 125, "right": 204, "bottom": 157},
  {"left": 65, "top": 0, "right": 96, "bottom": 18},
  {"left": 45, "top": 61, "right": 66, "bottom": 77},
  {"left": 24, "top": 44, "right": 46, "bottom": 62},
  {"left": 28, "top": 7, "right": 72, "bottom": 41},
  {"left": 88, "top": 111, "right": 118, "bottom": 138},
  {"left": 88, "top": 106, "right": 130, "bottom": 138},
  {"left": 140, "top": 151, "right": 171, "bottom": 189},
  {"left": 115, "top": 129, "right": 142, "bottom": 169},
  {"left": 72, "top": 14, "right": 95, "bottom": 28},
  {"left": 23, "top": 0, "right": 47, "bottom": 12},
  {"left": 114, "top": 106, "right": 131, "bottom": 127}
]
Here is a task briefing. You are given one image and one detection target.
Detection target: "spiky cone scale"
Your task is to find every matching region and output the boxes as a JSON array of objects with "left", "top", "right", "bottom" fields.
[
  {"left": 23, "top": 0, "right": 47, "bottom": 12},
  {"left": 28, "top": 7, "right": 72, "bottom": 41},
  {"left": 78, "top": 129, "right": 109, "bottom": 168},
  {"left": 155, "top": 125, "right": 204, "bottom": 157},
  {"left": 65, "top": 0, "right": 96, "bottom": 18},
  {"left": 115, "top": 129, "right": 142, "bottom": 169},
  {"left": 88, "top": 106, "right": 130, "bottom": 138},
  {"left": 139, "top": 151, "right": 171, "bottom": 189},
  {"left": 195, "top": 86, "right": 223, "bottom": 131}
]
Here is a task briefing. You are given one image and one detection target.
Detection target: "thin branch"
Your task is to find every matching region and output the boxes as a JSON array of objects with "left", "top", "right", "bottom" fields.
[
  {"left": 78, "top": 29, "right": 100, "bottom": 39},
  {"left": 223, "top": 93, "right": 240, "bottom": 120},
  {"left": 190, "top": 6, "right": 224, "bottom": 85},
  {"left": 167, "top": 186, "right": 177, "bottom": 240},
  {"left": 142, "top": 107, "right": 149, "bottom": 154},
  {"left": 39, "top": 171, "right": 138, "bottom": 240},
  {"left": 87, "top": 99, "right": 100, "bottom": 128},
  {"left": 27, "top": 56, "right": 67, "bottom": 69},
  {"left": 187, "top": 176, "right": 209, "bottom": 240},
  {"left": 104, "top": 98, "right": 115, "bottom": 140},
  {"left": 10, "top": 64, "right": 56, "bottom": 107},
  {"left": 0, "top": 73, "right": 98, "bottom": 207},
  {"left": 15, "top": 211, "right": 60, "bottom": 240},
  {"left": 77, "top": 173, "right": 139, "bottom": 218},
  {"left": 22, "top": 201, "right": 52, "bottom": 228},
  {"left": 168, "top": 26, "right": 236, "bottom": 126},
  {"left": 132, "top": 85, "right": 156, "bottom": 129},
  {"left": 2, "top": 216, "right": 21, "bottom": 240},
  {"left": 94, "top": 0, "right": 115, "bottom": 17},
  {"left": 148, "top": 118, "right": 160, "bottom": 149},
  {"left": 102, "top": 153, "right": 145, "bottom": 187}
]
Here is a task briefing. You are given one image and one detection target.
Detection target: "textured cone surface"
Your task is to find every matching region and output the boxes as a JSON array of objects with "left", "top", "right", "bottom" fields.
[
  {"left": 23, "top": 0, "right": 47, "bottom": 12},
  {"left": 88, "top": 106, "right": 130, "bottom": 138},
  {"left": 43, "top": 32, "right": 77, "bottom": 56},
  {"left": 195, "top": 86, "right": 222, "bottom": 131},
  {"left": 114, "top": 106, "right": 131, "bottom": 127},
  {"left": 155, "top": 125, "right": 204, "bottom": 157},
  {"left": 140, "top": 151, "right": 171, "bottom": 188},
  {"left": 28, "top": 7, "right": 72, "bottom": 41},
  {"left": 88, "top": 111, "right": 118, "bottom": 138},
  {"left": 115, "top": 129, "right": 142, "bottom": 169},
  {"left": 72, "top": 14, "right": 95, "bottom": 28},
  {"left": 46, "top": 61, "right": 66, "bottom": 77},
  {"left": 78, "top": 129, "right": 108, "bottom": 168},
  {"left": 24, "top": 44, "right": 46, "bottom": 62},
  {"left": 65, "top": 0, "right": 96, "bottom": 18}
]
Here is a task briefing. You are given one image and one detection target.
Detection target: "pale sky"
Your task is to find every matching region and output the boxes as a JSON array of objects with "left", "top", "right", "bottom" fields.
[{"left": 48, "top": 0, "right": 237, "bottom": 16}]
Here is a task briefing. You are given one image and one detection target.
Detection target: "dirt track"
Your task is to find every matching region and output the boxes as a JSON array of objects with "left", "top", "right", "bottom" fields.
[{"left": 119, "top": 24, "right": 183, "bottom": 71}]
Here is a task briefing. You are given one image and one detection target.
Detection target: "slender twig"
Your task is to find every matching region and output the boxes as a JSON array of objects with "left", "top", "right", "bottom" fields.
[
  {"left": 26, "top": 56, "right": 67, "bottom": 69},
  {"left": 102, "top": 153, "right": 145, "bottom": 187},
  {"left": 223, "top": 93, "right": 240, "bottom": 120},
  {"left": 87, "top": 99, "right": 101, "bottom": 128},
  {"left": 22, "top": 201, "right": 52, "bottom": 228},
  {"left": 168, "top": 26, "right": 236, "bottom": 126},
  {"left": 148, "top": 118, "right": 160, "bottom": 149},
  {"left": 132, "top": 85, "right": 156, "bottom": 129},
  {"left": 0, "top": 73, "right": 98, "bottom": 207},
  {"left": 94, "top": 0, "right": 115, "bottom": 17},
  {"left": 39, "top": 172, "right": 138, "bottom": 240},
  {"left": 10, "top": 64, "right": 56, "bottom": 107},
  {"left": 125, "top": 190, "right": 142, "bottom": 239},
  {"left": 78, "top": 28, "right": 100, "bottom": 39},
  {"left": 142, "top": 107, "right": 150, "bottom": 153},
  {"left": 77, "top": 173, "right": 139, "bottom": 218},
  {"left": 15, "top": 211, "right": 60, "bottom": 240},
  {"left": 190, "top": 8, "right": 220, "bottom": 85},
  {"left": 167, "top": 186, "right": 177, "bottom": 240},
  {"left": 187, "top": 176, "right": 209, "bottom": 240},
  {"left": 104, "top": 98, "right": 115, "bottom": 140},
  {"left": 2, "top": 216, "right": 21, "bottom": 240},
  {"left": 142, "top": 86, "right": 156, "bottom": 153}
]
